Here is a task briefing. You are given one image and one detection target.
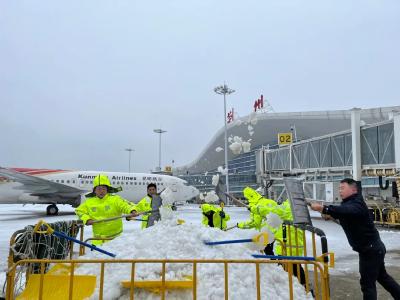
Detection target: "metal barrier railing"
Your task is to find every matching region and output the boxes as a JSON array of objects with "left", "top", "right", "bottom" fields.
[
  {"left": 5, "top": 221, "right": 333, "bottom": 300},
  {"left": 280, "top": 221, "right": 334, "bottom": 300},
  {"left": 6, "top": 258, "right": 330, "bottom": 300}
]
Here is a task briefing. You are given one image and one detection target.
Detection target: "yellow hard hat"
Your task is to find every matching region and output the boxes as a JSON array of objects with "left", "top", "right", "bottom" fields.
[
  {"left": 85, "top": 174, "right": 122, "bottom": 197},
  {"left": 93, "top": 174, "right": 112, "bottom": 188}
]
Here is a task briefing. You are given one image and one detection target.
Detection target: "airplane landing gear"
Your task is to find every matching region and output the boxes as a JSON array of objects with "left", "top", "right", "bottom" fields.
[{"left": 46, "top": 204, "right": 59, "bottom": 216}]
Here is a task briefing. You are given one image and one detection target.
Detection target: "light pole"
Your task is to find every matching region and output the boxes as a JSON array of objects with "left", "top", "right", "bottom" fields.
[
  {"left": 214, "top": 83, "right": 235, "bottom": 202},
  {"left": 290, "top": 124, "right": 298, "bottom": 142},
  {"left": 153, "top": 129, "right": 167, "bottom": 171},
  {"left": 125, "top": 148, "right": 134, "bottom": 173}
]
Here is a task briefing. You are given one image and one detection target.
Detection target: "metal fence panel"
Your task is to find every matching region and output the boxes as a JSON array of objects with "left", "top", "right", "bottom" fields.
[
  {"left": 344, "top": 133, "right": 352, "bottom": 166},
  {"left": 361, "top": 126, "right": 379, "bottom": 165},
  {"left": 332, "top": 135, "right": 345, "bottom": 167},
  {"left": 319, "top": 138, "right": 332, "bottom": 168},
  {"left": 309, "top": 141, "right": 320, "bottom": 168},
  {"left": 378, "top": 122, "right": 395, "bottom": 164}
]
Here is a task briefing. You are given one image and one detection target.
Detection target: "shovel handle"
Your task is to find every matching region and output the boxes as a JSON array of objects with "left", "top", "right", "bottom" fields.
[
  {"left": 91, "top": 214, "right": 133, "bottom": 224},
  {"left": 224, "top": 225, "right": 237, "bottom": 231},
  {"left": 53, "top": 230, "right": 116, "bottom": 257},
  {"left": 252, "top": 254, "right": 316, "bottom": 261},
  {"left": 223, "top": 192, "right": 249, "bottom": 208},
  {"left": 85, "top": 209, "right": 159, "bottom": 224},
  {"left": 205, "top": 238, "right": 252, "bottom": 246}
]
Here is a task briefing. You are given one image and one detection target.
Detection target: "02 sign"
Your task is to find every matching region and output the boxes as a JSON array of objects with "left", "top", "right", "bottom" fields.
[{"left": 278, "top": 133, "right": 293, "bottom": 145}]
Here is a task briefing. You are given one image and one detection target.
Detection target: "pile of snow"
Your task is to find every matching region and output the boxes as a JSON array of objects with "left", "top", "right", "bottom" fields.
[
  {"left": 211, "top": 174, "right": 220, "bottom": 187},
  {"left": 215, "top": 146, "right": 224, "bottom": 153},
  {"left": 204, "top": 191, "right": 219, "bottom": 203},
  {"left": 266, "top": 213, "right": 283, "bottom": 229},
  {"left": 160, "top": 187, "right": 175, "bottom": 205},
  {"left": 76, "top": 218, "right": 312, "bottom": 299}
]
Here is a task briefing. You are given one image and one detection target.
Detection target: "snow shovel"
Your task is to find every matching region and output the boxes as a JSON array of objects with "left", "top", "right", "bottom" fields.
[
  {"left": 16, "top": 273, "right": 97, "bottom": 300},
  {"left": 33, "top": 220, "right": 116, "bottom": 257},
  {"left": 224, "top": 224, "right": 238, "bottom": 231},
  {"left": 204, "top": 232, "right": 269, "bottom": 247},
  {"left": 89, "top": 209, "right": 159, "bottom": 224},
  {"left": 121, "top": 275, "right": 193, "bottom": 294}
]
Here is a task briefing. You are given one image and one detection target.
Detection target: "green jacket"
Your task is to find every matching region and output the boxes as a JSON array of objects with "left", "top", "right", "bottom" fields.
[
  {"left": 201, "top": 204, "right": 230, "bottom": 230},
  {"left": 75, "top": 193, "right": 134, "bottom": 245}
]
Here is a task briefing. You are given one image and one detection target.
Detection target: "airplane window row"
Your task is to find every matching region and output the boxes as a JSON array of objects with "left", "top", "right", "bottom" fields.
[
  {"left": 53, "top": 179, "right": 76, "bottom": 184},
  {"left": 50, "top": 179, "right": 164, "bottom": 187}
]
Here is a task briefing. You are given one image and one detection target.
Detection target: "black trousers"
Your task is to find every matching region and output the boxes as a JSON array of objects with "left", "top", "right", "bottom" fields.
[{"left": 359, "top": 244, "right": 400, "bottom": 300}]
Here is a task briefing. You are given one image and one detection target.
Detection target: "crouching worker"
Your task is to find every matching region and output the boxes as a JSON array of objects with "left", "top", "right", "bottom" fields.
[
  {"left": 75, "top": 174, "right": 138, "bottom": 245},
  {"left": 201, "top": 203, "right": 230, "bottom": 230}
]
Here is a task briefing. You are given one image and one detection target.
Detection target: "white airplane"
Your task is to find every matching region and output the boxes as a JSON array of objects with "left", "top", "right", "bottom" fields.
[{"left": 0, "top": 167, "right": 199, "bottom": 215}]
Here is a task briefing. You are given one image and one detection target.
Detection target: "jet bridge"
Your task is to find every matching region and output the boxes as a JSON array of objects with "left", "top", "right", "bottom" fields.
[{"left": 256, "top": 110, "right": 400, "bottom": 205}]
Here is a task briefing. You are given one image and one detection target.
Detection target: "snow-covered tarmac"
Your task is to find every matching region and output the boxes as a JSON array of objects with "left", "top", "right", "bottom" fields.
[{"left": 1, "top": 204, "right": 399, "bottom": 298}]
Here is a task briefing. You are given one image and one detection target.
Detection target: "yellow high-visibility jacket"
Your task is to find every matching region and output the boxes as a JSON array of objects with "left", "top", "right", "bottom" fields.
[
  {"left": 133, "top": 195, "right": 153, "bottom": 229},
  {"left": 75, "top": 193, "right": 134, "bottom": 245},
  {"left": 238, "top": 212, "right": 263, "bottom": 230},
  {"left": 274, "top": 200, "right": 305, "bottom": 255}
]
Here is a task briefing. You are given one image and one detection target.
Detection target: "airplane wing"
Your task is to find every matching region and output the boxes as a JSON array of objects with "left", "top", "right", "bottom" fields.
[{"left": 0, "top": 167, "right": 84, "bottom": 206}]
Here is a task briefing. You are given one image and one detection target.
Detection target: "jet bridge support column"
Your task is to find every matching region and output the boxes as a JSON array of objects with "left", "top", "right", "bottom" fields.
[
  {"left": 351, "top": 108, "right": 362, "bottom": 192},
  {"left": 394, "top": 112, "right": 400, "bottom": 171}
]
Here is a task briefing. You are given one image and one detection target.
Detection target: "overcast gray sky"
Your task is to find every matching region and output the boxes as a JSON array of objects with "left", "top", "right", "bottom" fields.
[{"left": 0, "top": 0, "right": 399, "bottom": 173}]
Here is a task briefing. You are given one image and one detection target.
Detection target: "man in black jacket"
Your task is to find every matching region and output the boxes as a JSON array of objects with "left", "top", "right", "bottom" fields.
[{"left": 311, "top": 178, "right": 400, "bottom": 300}]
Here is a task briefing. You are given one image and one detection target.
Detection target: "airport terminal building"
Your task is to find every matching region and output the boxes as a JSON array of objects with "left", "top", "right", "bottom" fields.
[{"left": 175, "top": 106, "right": 400, "bottom": 199}]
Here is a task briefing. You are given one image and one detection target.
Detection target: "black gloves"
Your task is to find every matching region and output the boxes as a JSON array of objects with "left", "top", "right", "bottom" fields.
[{"left": 219, "top": 211, "right": 226, "bottom": 218}]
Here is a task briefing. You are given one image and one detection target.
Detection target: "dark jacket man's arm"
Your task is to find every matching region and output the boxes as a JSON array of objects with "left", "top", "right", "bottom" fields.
[{"left": 323, "top": 200, "right": 364, "bottom": 219}]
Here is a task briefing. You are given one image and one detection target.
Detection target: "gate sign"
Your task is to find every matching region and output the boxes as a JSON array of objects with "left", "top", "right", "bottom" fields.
[{"left": 278, "top": 133, "right": 293, "bottom": 145}]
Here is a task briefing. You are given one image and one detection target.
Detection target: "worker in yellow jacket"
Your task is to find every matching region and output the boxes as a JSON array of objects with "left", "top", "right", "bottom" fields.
[
  {"left": 133, "top": 183, "right": 159, "bottom": 229},
  {"left": 254, "top": 198, "right": 307, "bottom": 286},
  {"left": 239, "top": 187, "right": 280, "bottom": 255},
  {"left": 75, "top": 174, "right": 138, "bottom": 245},
  {"left": 237, "top": 187, "right": 264, "bottom": 230},
  {"left": 201, "top": 203, "right": 230, "bottom": 230}
]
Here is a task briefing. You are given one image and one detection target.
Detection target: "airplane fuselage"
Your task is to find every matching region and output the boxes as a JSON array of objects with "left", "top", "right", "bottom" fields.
[{"left": 0, "top": 169, "right": 199, "bottom": 208}]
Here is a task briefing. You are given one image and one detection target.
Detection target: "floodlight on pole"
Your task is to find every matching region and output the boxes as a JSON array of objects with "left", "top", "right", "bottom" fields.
[
  {"left": 125, "top": 148, "right": 135, "bottom": 173},
  {"left": 214, "top": 83, "right": 235, "bottom": 202},
  {"left": 153, "top": 128, "right": 167, "bottom": 171}
]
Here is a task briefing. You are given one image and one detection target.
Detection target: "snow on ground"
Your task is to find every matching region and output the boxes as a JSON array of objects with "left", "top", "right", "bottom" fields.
[{"left": 1, "top": 204, "right": 400, "bottom": 297}]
